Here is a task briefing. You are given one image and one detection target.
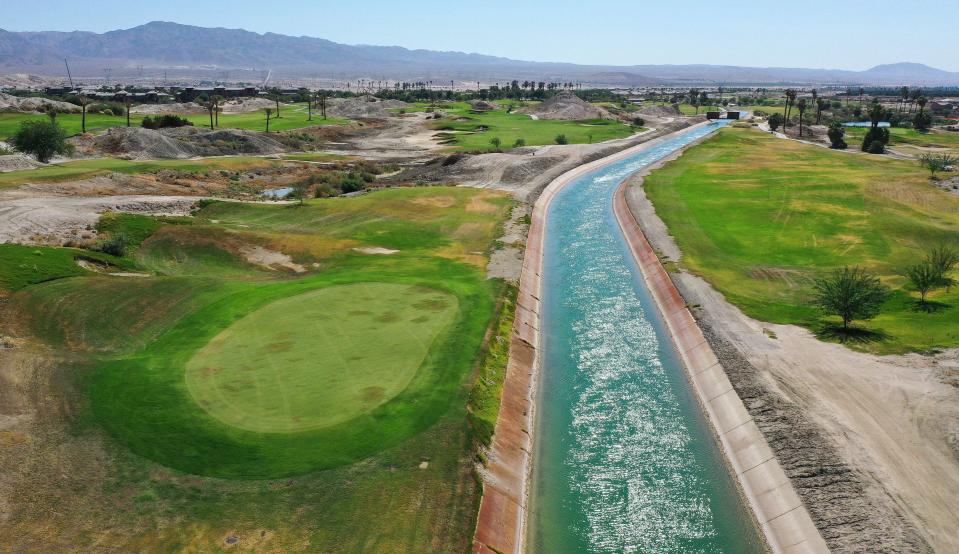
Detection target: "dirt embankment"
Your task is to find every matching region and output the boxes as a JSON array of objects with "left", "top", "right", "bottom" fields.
[
  {"left": 624, "top": 162, "right": 958, "bottom": 552},
  {"left": 395, "top": 116, "right": 703, "bottom": 200},
  {"left": 325, "top": 97, "right": 407, "bottom": 119},
  {"left": 518, "top": 91, "right": 611, "bottom": 121},
  {"left": 0, "top": 92, "right": 80, "bottom": 113},
  {"left": 82, "top": 126, "right": 289, "bottom": 159}
]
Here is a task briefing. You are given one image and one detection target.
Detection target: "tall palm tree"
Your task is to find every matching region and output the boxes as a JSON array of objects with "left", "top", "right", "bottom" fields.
[
  {"left": 917, "top": 96, "right": 927, "bottom": 115},
  {"left": 77, "top": 95, "right": 89, "bottom": 133},
  {"left": 264, "top": 108, "right": 273, "bottom": 132},
  {"left": 815, "top": 98, "right": 826, "bottom": 125},
  {"left": 783, "top": 89, "right": 796, "bottom": 131},
  {"left": 211, "top": 95, "right": 224, "bottom": 127},
  {"left": 899, "top": 86, "right": 909, "bottom": 113},
  {"left": 205, "top": 101, "right": 215, "bottom": 130},
  {"left": 796, "top": 98, "right": 808, "bottom": 137},
  {"left": 270, "top": 87, "right": 282, "bottom": 118}
]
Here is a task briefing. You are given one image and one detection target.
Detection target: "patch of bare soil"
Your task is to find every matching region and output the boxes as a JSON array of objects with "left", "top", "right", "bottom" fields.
[
  {"left": 394, "top": 117, "right": 698, "bottom": 200},
  {"left": 487, "top": 204, "right": 529, "bottom": 282},
  {"left": 239, "top": 245, "right": 305, "bottom": 272},
  {"left": 518, "top": 91, "right": 611, "bottom": 121},
  {"left": 84, "top": 127, "right": 288, "bottom": 160},
  {"left": 0, "top": 153, "right": 42, "bottom": 172},
  {"left": 352, "top": 247, "right": 399, "bottom": 255},
  {"left": 625, "top": 170, "right": 958, "bottom": 553},
  {"left": 0, "top": 92, "right": 79, "bottom": 113},
  {"left": 325, "top": 97, "right": 407, "bottom": 119}
]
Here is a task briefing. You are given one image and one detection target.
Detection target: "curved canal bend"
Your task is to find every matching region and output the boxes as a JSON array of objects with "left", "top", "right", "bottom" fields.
[{"left": 529, "top": 121, "right": 765, "bottom": 553}]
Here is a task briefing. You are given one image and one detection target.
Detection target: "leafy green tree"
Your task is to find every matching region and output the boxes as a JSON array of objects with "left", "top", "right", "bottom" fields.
[
  {"left": 913, "top": 111, "right": 932, "bottom": 132},
  {"left": 11, "top": 119, "right": 69, "bottom": 163},
  {"left": 862, "top": 100, "right": 891, "bottom": 153},
  {"left": 919, "top": 153, "right": 957, "bottom": 178},
  {"left": 827, "top": 122, "right": 847, "bottom": 149},
  {"left": 554, "top": 134, "right": 568, "bottom": 145},
  {"left": 927, "top": 244, "right": 958, "bottom": 291},
  {"left": 906, "top": 261, "right": 939, "bottom": 303},
  {"left": 767, "top": 112, "right": 783, "bottom": 132},
  {"left": 513, "top": 138, "right": 526, "bottom": 148},
  {"left": 489, "top": 136, "right": 501, "bottom": 149},
  {"left": 813, "top": 266, "right": 888, "bottom": 330},
  {"left": 632, "top": 116, "right": 645, "bottom": 127}
]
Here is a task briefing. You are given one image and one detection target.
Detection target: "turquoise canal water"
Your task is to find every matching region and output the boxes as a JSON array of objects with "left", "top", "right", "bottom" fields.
[{"left": 528, "top": 121, "right": 764, "bottom": 553}]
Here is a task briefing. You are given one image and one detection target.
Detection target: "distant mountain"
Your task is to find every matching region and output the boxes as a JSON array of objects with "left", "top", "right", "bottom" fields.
[{"left": 2, "top": 22, "right": 958, "bottom": 86}]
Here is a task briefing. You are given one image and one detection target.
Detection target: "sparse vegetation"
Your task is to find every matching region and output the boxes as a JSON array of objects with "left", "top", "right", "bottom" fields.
[{"left": 10, "top": 119, "right": 69, "bottom": 162}]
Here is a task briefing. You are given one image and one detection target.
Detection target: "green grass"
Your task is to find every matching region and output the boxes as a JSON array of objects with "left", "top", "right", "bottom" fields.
[
  {"left": 644, "top": 127, "right": 959, "bottom": 354},
  {"left": 185, "top": 282, "right": 459, "bottom": 433},
  {"left": 416, "top": 103, "right": 634, "bottom": 151},
  {"left": 0, "top": 155, "right": 274, "bottom": 188},
  {"left": 0, "top": 244, "right": 135, "bottom": 291},
  {"left": 0, "top": 102, "right": 348, "bottom": 140},
  {"left": 642, "top": 101, "right": 721, "bottom": 116},
  {"left": 467, "top": 284, "right": 516, "bottom": 447},
  {"left": 845, "top": 126, "right": 959, "bottom": 155}
]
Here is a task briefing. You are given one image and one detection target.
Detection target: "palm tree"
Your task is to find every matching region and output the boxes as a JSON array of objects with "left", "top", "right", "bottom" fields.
[
  {"left": 270, "top": 87, "right": 282, "bottom": 118},
  {"left": 858, "top": 87, "right": 864, "bottom": 107},
  {"left": 306, "top": 89, "right": 313, "bottom": 121},
  {"left": 205, "top": 101, "right": 215, "bottom": 130},
  {"left": 264, "top": 108, "right": 273, "bottom": 132},
  {"left": 899, "top": 86, "right": 909, "bottom": 113},
  {"left": 917, "top": 96, "right": 927, "bottom": 115},
  {"left": 77, "top": 95, "right": 89, "bottom": 133},
  {"left": 796, "top": 98, "right": 808, "bottom": 137},
  {"left": 318, "top": 92, "right": 327, "bottom": 119},
  {"left": 211, "top": 95, "right": 224, "bottom": 127},
  {"left": 783, "top": 89, "right": 796, "bottom": 131},
  {"left": 815, "top": 98, "right": 826, "bottom": 125},
  {"left": 125, "top": 96, "right": 132, "bottom": 127}
]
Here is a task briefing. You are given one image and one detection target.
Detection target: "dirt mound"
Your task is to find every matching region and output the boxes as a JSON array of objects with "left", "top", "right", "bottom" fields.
[
  {"left": 0, "top": 92, "right": 80, "bottom": 113},
  {"left": 638, "top": 104, "right": 682, "bottom": 117},
  {"left": 0, "top": 153, "right": 43, "bottom": 172},
  {"left": 325, "top": 97, "right": 407, "bottom": 119},
  {"left": 469, "top": 100, "right": 497, "bottom": 111},
  {"left": 88, "top": 126, "right": 287, "bottom": 159},
  {"left": 130, "top": 102, "right": 204, "bottom": 115},
  {"left": 221, "top": 98, "right": 278, "bottom": 113},
  {"left": 519, "top": 91, "right": 610, "bottom": 121}
]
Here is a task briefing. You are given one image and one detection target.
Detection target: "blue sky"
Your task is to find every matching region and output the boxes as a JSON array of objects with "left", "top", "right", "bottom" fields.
[{"left": 6, "top": 0, "right": 958, "bottom": 71}]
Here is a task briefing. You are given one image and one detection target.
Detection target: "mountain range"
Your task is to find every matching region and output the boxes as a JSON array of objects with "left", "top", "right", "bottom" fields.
[{"left": 2, "top": 21, "right": 958, "bottom": 86}]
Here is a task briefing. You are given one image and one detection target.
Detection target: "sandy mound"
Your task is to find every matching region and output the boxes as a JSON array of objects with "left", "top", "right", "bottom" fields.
[
  {"left": 638, "top": 104, "right": 682, "bottom": 117},
  {"left": 469, "top": 100, "right": 497, "bottom": 111},
  {"left": 130, "top": 102, "right": 205, "bottom": 115},
  {"left": 325, "top": 97, "right": 407, "bottom": 119},
  {"left": 221, "top": 98, "right": 278, "bottom": 113},
  {"left": 89, "top": 126, "right": 288, "bottom": 160},
  {"left": 0, "top": 92, "right": 80, "bottom": 113},
  {"left": 519, "top": 91, "right": 610, "bottom": 121},
  {"left": 0, "top": 153, "right": 43, "bottom": 172}
]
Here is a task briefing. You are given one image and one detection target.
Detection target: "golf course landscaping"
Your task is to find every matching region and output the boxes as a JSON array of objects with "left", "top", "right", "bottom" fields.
[
  {"left": 1, "top": 185, "right": 513, "bottom": 549},
  {"left": 643, "top": 126, "right": 959, "bottom": 354},
  {"left": 0, "top": 102, "right": 349, "bottom": 140}
]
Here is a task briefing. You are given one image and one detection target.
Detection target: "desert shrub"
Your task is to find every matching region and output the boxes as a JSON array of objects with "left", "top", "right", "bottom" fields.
[
  {"left": 141, "top": 115, "right": 193, "bottom": 129},
  {"left": 827, "top": 122, "right": 848, "bottom": 149},
  {"left": 632, "top": 116, "right": 645, "bottom": 127},
  {"left": 554, "top": 134, "right": 568, "bottom": 145},
  {"left": 861, "top": 127, "right": 889, "bottom": 153},
  {"left": 913, "top": 111, "right": 932, "bottom": 132},
  {"left": 95, "top": 233, "right": 130, "bottom": 257},
  {"left": 513, "top": 138, "right": 526, "bottom": 148},
  {"left": 11, "top": 119, "right": 68, "bottom": 162}
]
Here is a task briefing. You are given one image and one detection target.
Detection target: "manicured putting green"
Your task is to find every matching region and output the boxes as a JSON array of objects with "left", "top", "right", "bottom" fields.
[{"left": 185, "top": 282, "right": 458, "bottom": 432}]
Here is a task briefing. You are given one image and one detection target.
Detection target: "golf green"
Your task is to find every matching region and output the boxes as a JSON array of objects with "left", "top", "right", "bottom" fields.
[{"left": 185, "top": 283, "right": 458, "bottom": 433}]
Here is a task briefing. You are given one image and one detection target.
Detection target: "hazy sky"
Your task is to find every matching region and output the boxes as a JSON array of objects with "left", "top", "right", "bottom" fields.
[{"left": 5, "top": 0, "right": 958, "bottom": 71}]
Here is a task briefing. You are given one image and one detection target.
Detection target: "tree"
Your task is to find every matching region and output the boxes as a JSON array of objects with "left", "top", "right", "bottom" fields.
[
  {"left": 554, "top": 134, "right": 568, "bottom": 145},
  {"left": 783, "top": 89, "right": 797, "bottom": 131},
  {"left": 767, "top": 112, "right": 783, "bottom": 132},
  {"left": 264, "top": 108, "right": 273, "bottom": 132},
  {"left": 698, "top": 91, "right": 709, "bottom": 113},
  {"left": 317, "top": 92, "right": 327, "bottom": 119},
  {"left": 916, "top": 95, "right": 927, "bottom": 115},
  {"left": 292, "top": 178, "right": 312, "bottom": 205},
  {"left": 513, "top": 138, "right": 526, "bottom": 148},
  {"left": 919, "top": 153, "right": 957, "bottom": 178},
  {"left": 815, "top": 98, "right": 826, "bottom": 125},
  {"left": 306, "top": 90, "right": 313, "bottom": 121},
  {"left": 861, "top": 100, "right": 890, "bottom": 153},
  {"left": 796, "top": 98, "right": 808, "bottom": 137},
  {"left": 204, "top": 101, "right": 215, "bottom": 130},
  {"left": 489, "top": 136, "right": 501, "bottom": 149},
  {"left": 124, "top": 96, "right": 132, "bottom": 127},
  {"left": 827, "top": 122, "right": 847, "bottom": 149},
  {"left": 44, "top": 105, "right": 58, "bottom": 123},
  {"left": 927, "top": 244, "right": 958, "bottom": 291},
  {"left": 632, "top": 116, "right": 645, "bottom": 127},
  {"left": 913, "top": 110, "right": 932, "bottom": 132},
  {"left": 11, "top": 119, "right": 69, "bottom": 163},
  {"left": 906, "top": 261, "right": 938, "bottom": 303},
  {"left": 813, "top": 266, "right": 888, "bottom": 331},
  {"left": 76, "top": 94, "right": 89, "bottom": 134},
  {"left": 211, "top": 95, "right": 224, "bottom": 127},
  {"left": 899, "top": 86, "right": 909, "bottom": 113},
  {"left": 270, "top": 87, "right": 282, "bottom": 118}
]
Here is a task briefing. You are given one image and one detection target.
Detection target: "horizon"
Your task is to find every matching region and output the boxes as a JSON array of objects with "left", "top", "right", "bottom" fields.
[{"left": 4, "top": 0, "right": 959, "bottom": 72}]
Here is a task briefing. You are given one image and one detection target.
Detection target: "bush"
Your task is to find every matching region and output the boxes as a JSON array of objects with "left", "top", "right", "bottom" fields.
[
  {"left": 554, "top": 134, "right": 568, "bottom": 145},
  {"left": 513, "top": 138, "right": 526, "bottom": 148},
  {"left": 96, "top": 233, "right": 130, "bottom": 257},
  {"left": 861, "top": 126, "right": 889, "bottom": 153},
  {"left": 827, "top": 122, "right": 847, "bottom": 149},
  {"left": 767, "top": 113, "right": 783, "bottom": 132},
  {"left": 913, "top": 111, "right": 932, "bottom": 132},
  {"left": 632, "top": 116, "right": 645, "bottom": 127},
  {"left": 489, "top": 137, "right": 502, "bottom": 149},
  {"left": 11, "top": 119, "right": 69, "bottom": 162},
  {"left": 142, "top": 115, "right": 194, "bottom": 129}
]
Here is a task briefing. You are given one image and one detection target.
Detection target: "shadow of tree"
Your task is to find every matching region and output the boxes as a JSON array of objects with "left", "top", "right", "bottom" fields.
[
  {"left": 815, "top": 323, "right": 888, "bottom": 344},
  {"left": 911, "top": 300, "right": 950, "bottom": 313}
]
